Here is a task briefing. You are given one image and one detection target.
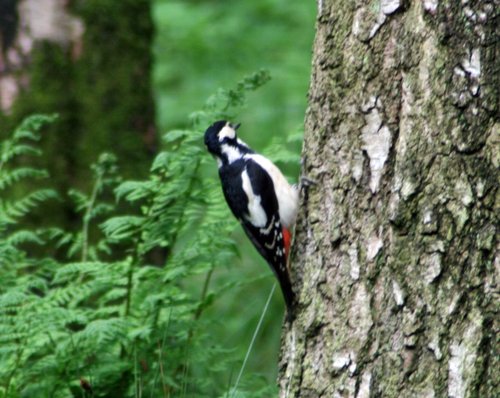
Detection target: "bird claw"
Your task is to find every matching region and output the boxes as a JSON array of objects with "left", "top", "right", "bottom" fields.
[{"left": 300, "top": 176, "right": 317, "bottom": 188}]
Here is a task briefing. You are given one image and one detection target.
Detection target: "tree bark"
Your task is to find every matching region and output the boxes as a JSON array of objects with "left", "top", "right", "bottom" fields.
[
  {"left": 0, "top": 0, "right": 84, "bottom": 112},
  {"left": 280, "top": 1, "right": 498, "bottom": 397}
]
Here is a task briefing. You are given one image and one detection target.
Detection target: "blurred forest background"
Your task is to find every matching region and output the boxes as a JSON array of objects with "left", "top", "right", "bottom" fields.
[{"left": 0, "top": 0, "right": 315, "bottom": 397}]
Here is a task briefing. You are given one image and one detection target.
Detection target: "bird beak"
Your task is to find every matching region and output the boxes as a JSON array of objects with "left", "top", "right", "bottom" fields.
[{"left": 232, "top": 123, "right": 241, "bottom": 130}]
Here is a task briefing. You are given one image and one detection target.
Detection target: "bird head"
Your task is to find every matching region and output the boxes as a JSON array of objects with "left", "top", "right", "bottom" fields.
[{"left": 204, "top": 120, "right": 241, "bottom": 157}]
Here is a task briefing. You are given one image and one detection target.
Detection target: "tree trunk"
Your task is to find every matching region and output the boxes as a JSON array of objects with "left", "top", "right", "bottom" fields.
[{"left": 280, "top": 1, "right": 498, "bottom": 397}]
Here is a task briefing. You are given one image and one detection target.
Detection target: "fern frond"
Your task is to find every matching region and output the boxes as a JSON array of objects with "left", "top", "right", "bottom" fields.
[
  {"left": 0, "top": 189, "right": 57, "bottom": 221},
  {"left": 101, "top": 215, "right": 145, "bottom": 242},
  {"left": 5, "top": 230, "right": 45, "bottom": 246},
  {"left": 0, "top": 167, "right": 49, "bottom": 191}
]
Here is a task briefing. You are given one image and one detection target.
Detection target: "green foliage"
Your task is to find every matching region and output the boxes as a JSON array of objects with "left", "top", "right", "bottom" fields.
[
  {"left": 153, "top": 0, "right": 315, "bottom": 140},
  {"left": 0, "top": 115, "right": 58, "bottom": 249},
  {"left": 0, "top": 0, "right": 314, "bottom": 395},
  {"left": 0, "top": 75, "right": 283, "bottom": 398},
  {"left": 0, "top": 0, "right": 155, "bottom": 230},
  {"left": 153, "top": 1, "right": 315, "bottom": 386}
]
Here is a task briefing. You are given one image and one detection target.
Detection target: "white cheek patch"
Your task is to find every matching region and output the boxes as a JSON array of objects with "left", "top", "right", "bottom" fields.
[
  {"left": 218, "top": 124, "right": 236, "bottom": 141},
  {"left": 241, "top": 169, "right": 267, "bottom": 228}
]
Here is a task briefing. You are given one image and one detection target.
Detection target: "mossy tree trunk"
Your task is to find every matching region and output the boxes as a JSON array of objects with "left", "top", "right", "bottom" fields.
[{"left": 280, "top": 1, "right": 498, "bottom": 396}]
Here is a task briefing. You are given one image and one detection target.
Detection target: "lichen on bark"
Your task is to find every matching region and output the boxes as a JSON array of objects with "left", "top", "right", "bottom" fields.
[{"left": 279, "top": 1, "right": 498, "bottom": 397}]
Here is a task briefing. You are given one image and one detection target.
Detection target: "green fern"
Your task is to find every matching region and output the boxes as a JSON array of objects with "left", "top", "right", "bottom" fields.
[{"left": 0, "top": 74, "right": 281, "bottom": 398}]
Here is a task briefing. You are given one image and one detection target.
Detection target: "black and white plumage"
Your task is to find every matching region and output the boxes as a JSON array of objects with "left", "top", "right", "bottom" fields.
[{"left": 204, "top": 120, "right": 299, "bottom": 309}]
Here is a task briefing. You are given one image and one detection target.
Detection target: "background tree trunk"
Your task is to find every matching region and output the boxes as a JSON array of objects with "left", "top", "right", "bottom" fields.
[
  {"left": 0, "top": 0, "right": 156, "bottom": 229},
  {"left": 280, "top": 1, "right": 498, "bottom": 397}
]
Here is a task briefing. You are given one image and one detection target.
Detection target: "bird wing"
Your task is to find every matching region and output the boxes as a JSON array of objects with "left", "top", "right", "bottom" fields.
[{"left": 238, "top": 160, "right": 294, "bottom": 308}]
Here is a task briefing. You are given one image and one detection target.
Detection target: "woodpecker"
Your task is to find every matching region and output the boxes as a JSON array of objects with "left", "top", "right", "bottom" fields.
[{"left": 204, "top": 120, "right": 299, "bottom": 310}]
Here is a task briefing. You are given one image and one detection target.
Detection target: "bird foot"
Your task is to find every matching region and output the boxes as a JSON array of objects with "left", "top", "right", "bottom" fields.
[{"left": 300, "top": 175, "right": 317, "bottom": 188}]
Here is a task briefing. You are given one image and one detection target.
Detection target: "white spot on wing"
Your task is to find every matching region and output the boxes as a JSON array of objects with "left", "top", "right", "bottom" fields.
[
  {"left": 264, "top": 230, "right": 277, "bottom": 249},
  {"left": 241, "top": 169, "right": 267, "bottom": 228}
]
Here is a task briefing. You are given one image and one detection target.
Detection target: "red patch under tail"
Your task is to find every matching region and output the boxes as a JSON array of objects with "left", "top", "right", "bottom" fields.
[{"left": 282, "top": 227, "right": 292, "bottom": 258}]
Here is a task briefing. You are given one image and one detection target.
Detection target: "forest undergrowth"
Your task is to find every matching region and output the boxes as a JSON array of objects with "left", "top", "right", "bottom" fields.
[{"left": 0, "top": 72, "right": 301, "bottom": 398}]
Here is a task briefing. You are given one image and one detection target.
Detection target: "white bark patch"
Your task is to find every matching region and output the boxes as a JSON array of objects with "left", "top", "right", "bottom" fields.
[
  {"left": 362, "top": 108, "right": 392, "bottom": 193},
  {"left": 283, "top": 328, "right": 297, "bottom": 398},
  {"left": 428, "top": 334, "right": 442, "bottom": 360},
  {"left": 401, "top": 179, "right": 416, "bottom": 199},
  {"left": 368, "top": 0, "right": 401, "bottom": 39},
  {"left": 317, "top": 0, "right": 323, "bottom": 15},
  {"left": 349, "top": 283, "right": 373, "bottom": 345},
  {"left": 423, "top": 388, "right": 436, "bottom": 398},
  {"left": 423, "top": 253, "right": 442, "bottom": 284},
  {"left": 423, "top": 0, "right": 438, "bottom": 13},
  {"left": 447, "top": 293, "right": 462, "bottom": 316},
  {"left": 352, "top": 8, "right": 363, "bottom": 38},
  {"left": 332, "top": 351, "right": 351, "bottom": 370},
  {"left": 448, "top": 313, "right": 482, "bottom": 398},
  {"left": 383, "top": 37, "right": 397, "bottom": 69},
  {"left": 392, "top": 280, "right": 405, "bottom": 306},
  {"left": 366, "top": 234, "right": 383, "bottom": 261},
  {"left": 462, "top": 48, "right": 481, "bottom": 79},
  {"left": 454, "top": 67, "right": 466, "bottom": 77},
  {"left": 361, "top": 95, "right": 377, "bottom": 113},
  {"left": 455, "top": 178, "right": 473, "bottom": 206},
  {"left": 400, "top": 73, "right": 414, "bottom": 131},
  {"left": 477, "top": 10, "right": 487, "bottom": 22},
  {"left": 0, "top": 76, "right": 18, "bottom": 113},
  {"left": 423, "top": 209, "right": 433, "bottom": 224},
  {"left": 352, "top": 5, "right": 392, "bottom": 41},
  {"left": 391, "top": 329, "right": 404, "bottom": 351},
  {"left": 357, "top": 371, "right": 372, "bottom": 398},
  {"left": 470, "top": 84, "right": 479, "bottom": 97},
  {"left": 419, "top": 36, "right": 437, "bottom": 101},
  {"left": 369, "top": 13, "right": 387, "bottom": 40},
  {"left": 351, "top": 151, "right": 364, "bottom": 182},
  {"left": 381, "top": 0, "right": 401, "bottom": 15},
  {"left": 349, "top": 359, "right": 357, "bottom": 375},
  {"left": 349, "top": 244, "right": 360, "bottom": 280},
  {"left": 20, "top": 0, "right": 84, "bottom": 44},
  {"left": 476, "top": 179, "right": 485, "bottom": 198}
]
